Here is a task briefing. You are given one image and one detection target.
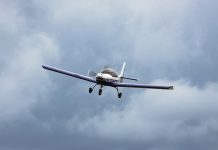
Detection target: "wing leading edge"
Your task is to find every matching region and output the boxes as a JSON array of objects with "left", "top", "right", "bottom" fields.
[
  {"left": 42, "top": 65, "right": 96, "bottom": 83},
  {"left": 113, "top": 82, "right": 173, "bottom": 90},
  {"left": 42, "top": 65, "right": 173, "bottom": 90}
]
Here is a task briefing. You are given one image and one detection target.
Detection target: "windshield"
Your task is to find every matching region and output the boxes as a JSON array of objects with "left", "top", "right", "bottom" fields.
[{"left": 101, "top": 68, "right": 118, "bottom": 77}]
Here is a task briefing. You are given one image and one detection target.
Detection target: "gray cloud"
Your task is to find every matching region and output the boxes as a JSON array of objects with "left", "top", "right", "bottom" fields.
[
  {"left": 0, "top": 32, "right": 59, "bottom": 122},
  {"left": 33, "top": 0, "right": 218, "bottom": 84},
  {"left": 66, "top": 80, "right": 218, "bottom": 149},
  {"left": 1, "top": 0, "right": 218, "bottom": 150}
]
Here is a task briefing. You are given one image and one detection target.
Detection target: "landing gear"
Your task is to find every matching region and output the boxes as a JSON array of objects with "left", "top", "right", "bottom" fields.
[
  {"left": 89, "top": 85, "right": 122, "bottom": 98},
  {"left": 89, "top": 84, "right": 103, "bottom": 96},
  {"left": 89, "top": 84, "right": 97, "bottom": 93},
  {"left": 89, "top": 87, "right": 93, "bottom": 93},
  {"left": 116, "top": 87, "right": 122, "bottom": 99},
  {"left": 98, "top": 89, "right": 102, "bottom": 95},
  {"left": 118, "top": 92, "right": 122, "bottom": 98}
]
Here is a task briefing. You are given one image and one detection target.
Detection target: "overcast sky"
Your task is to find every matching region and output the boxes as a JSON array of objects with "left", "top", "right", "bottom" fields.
[{"left": 1, "top": 0, "right": 218, "bottom": 150}]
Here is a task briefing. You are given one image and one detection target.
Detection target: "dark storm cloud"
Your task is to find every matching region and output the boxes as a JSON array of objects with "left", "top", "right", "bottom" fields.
[
  {"left": 35, "top": 0, "right": 218, "bottom": 84},
  {"left": 0, "top": 0, "right": 218, "bottom": 150}
]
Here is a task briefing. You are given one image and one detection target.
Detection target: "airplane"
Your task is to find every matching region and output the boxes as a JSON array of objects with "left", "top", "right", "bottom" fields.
[{"left": 42, "top": 62, "right": 173, "bottom": 98}]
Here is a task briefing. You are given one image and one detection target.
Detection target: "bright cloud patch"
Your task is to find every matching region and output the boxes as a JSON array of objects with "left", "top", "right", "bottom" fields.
[
  {"left": 0, "top": 33, "right": 59, "bottom": 122},
  {"left": 66, "top": 80, "right": 218, "bottom": 142}
]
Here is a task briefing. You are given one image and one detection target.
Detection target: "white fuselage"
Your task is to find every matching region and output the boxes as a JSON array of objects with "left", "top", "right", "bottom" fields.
[{"left": 96, "top": 73, "right": 119, "bottom": 83}]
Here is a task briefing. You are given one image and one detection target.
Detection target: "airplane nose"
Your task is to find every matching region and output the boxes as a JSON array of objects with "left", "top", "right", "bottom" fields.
[
  {"left": 96, "top": 73, "right": 101, "bottom": 77},
  {"left": 96, "top": 73, "right": 103, "bottom": 78},
  {"left": 96, "top": 73, "right": 104, "bottom": 81}
]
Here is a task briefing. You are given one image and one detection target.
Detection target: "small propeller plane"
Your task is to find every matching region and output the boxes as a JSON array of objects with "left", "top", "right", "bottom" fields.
[{"left": 42, "top": 62, "right": 173, "bottom": 98}]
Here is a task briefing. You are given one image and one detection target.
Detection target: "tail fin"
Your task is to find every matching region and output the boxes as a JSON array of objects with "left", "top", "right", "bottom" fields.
[
  {"left": 119, "top": 62, "right": 139, "bottom": 82},
  {"left": 119, "top": 62, "right": 126, "bottom": 82},
  {"left": 120, "top": 62, "right": 126, "bottom": 77}
]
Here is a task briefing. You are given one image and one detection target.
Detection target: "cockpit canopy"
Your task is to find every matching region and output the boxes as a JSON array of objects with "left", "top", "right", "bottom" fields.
[{"left": 101, "top": 68, "right": 118, "bottom": 77}]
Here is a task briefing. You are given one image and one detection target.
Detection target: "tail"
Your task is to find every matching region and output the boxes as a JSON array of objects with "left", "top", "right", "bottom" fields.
[
  {"left": 119, "top": 62, "right": 139, "bottom": 82},
  {"left": 119, "top": 62, "right": 126, "bottom": 77},
  {"left": 119, "top": 62, "right": 126, "bottom": 83}
]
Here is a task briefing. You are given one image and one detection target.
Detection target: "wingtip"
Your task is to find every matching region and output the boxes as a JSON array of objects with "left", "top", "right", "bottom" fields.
[
  {"left": 42, "top": 64, "right": 47, "bottom": 69},
  {"left": 169, "top": 86, "right": 174, "bottom": 90}
]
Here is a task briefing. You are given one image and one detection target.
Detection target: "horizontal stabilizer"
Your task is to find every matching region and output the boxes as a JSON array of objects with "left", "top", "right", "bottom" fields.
[{"left": 121, "top": 76, "right": 139, "bottom": 81}]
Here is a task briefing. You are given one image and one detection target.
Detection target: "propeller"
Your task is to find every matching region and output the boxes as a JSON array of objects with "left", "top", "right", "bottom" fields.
[{"left": 88, "top": 70, "right": 97, "bottom": 77}]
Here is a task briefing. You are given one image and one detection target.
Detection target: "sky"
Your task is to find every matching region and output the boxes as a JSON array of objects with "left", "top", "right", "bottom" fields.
[{"left": 0, "top": 0, "right": 218, "bottom": 149}]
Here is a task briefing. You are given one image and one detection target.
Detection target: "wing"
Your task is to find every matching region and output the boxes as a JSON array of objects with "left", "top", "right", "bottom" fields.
[
  {"left": 42, "top": 65, "right": 96, "bottom": 83},
  {"left": 114, "top": 82, "right": 173, "bottom": 90}
]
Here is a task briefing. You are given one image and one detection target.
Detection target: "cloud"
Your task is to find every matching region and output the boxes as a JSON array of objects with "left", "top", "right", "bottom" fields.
[
  {"left": 66, "top": 80, "right": 218, "bottom": 148},
  {"left": 1, "top": 0, "right": 218, "bottom": 150},
  {"left": 41, "top": 0, "right": 196, "bottom": 63},
  {"left": 0, "top": 1, "right": 25, "bottom": 34},
  {"left": 33, "top": 0, "right": 218, "bottom": 85},
  {"left": 0, "top": 33, "right": 59, "bottom": 122},
  {"left": 0, "top": 1, "right": 60, "bottom": 123}
]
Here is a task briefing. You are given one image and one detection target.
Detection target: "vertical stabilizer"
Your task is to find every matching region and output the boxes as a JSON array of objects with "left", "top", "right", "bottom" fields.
[{"left": 120, "top": 62, "right": 126, "bottom": 78}]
